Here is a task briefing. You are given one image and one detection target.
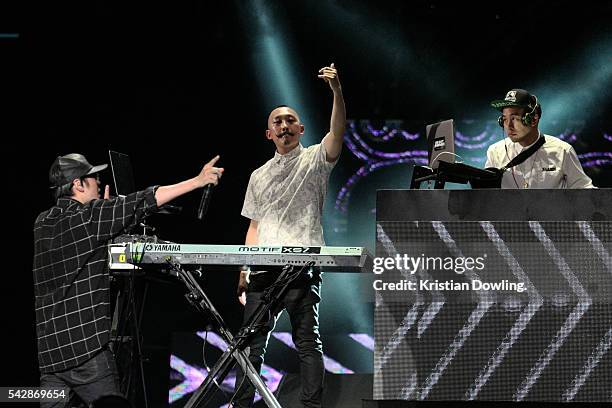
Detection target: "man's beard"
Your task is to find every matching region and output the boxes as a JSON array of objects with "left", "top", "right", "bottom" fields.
[{"left": 278, "top": 131, "right": 295, "bottom": 144}]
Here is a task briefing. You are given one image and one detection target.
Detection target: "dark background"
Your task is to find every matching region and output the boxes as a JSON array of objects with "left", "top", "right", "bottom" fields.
[{"left": 1, "top": 0, "right": 610, "bottom": 406}]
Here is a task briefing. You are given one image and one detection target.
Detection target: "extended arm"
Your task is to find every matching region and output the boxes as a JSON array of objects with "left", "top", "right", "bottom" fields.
[
  {"left": 155, "top": 155, "right": 224, "bottom": 206},
  {"left": 319, "top": 63, "right": 345, "bottom": 163},
  {"left": 88, "top": 155, "right": 223, "bottom": 241}
]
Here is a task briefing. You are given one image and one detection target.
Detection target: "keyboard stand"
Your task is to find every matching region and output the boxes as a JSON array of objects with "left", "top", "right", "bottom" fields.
[
  {"left": 166, "top": 258, "right": 309, "bottom": 408},
  {"left": 109, "top": 270, "right": 149, "bottom": 408}
]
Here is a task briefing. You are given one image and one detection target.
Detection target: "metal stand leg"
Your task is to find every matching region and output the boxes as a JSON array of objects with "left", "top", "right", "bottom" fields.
[
  {"left": 166, "top": 259, "right": 313, "bottom": 408},
  {"left": 165, "top": 259, "right": 308, "bottom": 408},
  {"left": 185, "top": 337, "right": 279, "bottom": 408}
]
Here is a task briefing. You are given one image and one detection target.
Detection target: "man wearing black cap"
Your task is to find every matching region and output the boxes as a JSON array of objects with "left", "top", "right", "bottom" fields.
[
  {"left": 34, "top": 153, "right": 224, "bottom": 407},
  {"left": 485, "top": 88, "right": 594, "bottom": 188}
]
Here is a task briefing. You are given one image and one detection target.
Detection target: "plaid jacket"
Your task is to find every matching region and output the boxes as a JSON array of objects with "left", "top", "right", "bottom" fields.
[{"left": 33, "top": 187, "right": 158, "bottom": 373}]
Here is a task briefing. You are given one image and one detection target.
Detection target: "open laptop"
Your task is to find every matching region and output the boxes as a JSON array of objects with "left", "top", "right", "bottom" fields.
[
  {"left": 109, "top": 150, "right": 136, "bottom": 197},
  {"left": 426, "top": 119, "right": 455, "bottom": 169}
]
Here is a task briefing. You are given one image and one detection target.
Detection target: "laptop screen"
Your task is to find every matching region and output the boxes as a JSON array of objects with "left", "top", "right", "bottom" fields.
[
  {"left": 108, "top": 150, "right": 136, "bottom": 197},
  {"left": 426, "top": 119, "right": 455, "bottom": 169}
]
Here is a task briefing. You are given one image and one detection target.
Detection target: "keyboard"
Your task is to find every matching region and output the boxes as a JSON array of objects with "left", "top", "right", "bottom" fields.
[{"left": 109, "top": 243, "right": 372, "bottom": 272}]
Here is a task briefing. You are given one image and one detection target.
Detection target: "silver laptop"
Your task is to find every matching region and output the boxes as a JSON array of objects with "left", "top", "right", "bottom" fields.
[
  {"left": 108, "top": 150, "right": 136, "bottom": 197},
  {"left": 426, "top": 119, "right": 455, "bottom": 169}
]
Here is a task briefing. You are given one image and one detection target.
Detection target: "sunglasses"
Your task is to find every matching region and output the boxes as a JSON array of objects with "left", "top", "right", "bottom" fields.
[{"left": 82, "top": 174, "right": 100, "bottom": 182}]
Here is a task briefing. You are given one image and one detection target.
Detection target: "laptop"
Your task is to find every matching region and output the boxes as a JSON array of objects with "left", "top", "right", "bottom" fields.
[
  {"left": 109, "top": 150, "right": 181, "bottom": 214},
  {"left": 108, "top": 150, "right": 136, "bottom": 197},
  {"left": 426, "top": 119, "right": 455, "bottom": 169}
]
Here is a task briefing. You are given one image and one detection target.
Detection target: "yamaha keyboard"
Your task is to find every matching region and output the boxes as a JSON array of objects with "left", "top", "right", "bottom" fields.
[{"left": 109, "top": 243, "right": 372, "bottom": 272}]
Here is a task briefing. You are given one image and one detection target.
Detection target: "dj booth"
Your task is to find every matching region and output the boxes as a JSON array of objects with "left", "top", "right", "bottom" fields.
[{"left": 373, "top": 188, "right": 612, "bottom": 404}]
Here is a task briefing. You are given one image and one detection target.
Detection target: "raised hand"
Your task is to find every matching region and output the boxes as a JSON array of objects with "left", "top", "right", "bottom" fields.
[
  {"left": 200, "top": 155, "right": 224, "bottom": 187},
  {"left": 318, "top": 62, "right": 341, "bottom": 92}
]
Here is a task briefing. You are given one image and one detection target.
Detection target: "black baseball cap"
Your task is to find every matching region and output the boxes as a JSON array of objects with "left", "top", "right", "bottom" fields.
[
  {"left": 49, "top": 153, "right": 108, "bottom": 188},
  {"left": 491, "top": 88, "right": 539, "bottom": 112}
]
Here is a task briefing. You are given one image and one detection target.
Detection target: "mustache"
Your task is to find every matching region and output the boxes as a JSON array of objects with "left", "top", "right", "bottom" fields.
[{"left": 276, "top": 130, "right": 294, "bottom": 138}]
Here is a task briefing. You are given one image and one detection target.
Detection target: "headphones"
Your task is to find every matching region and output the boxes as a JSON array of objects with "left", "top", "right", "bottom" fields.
[{"left": 498, "top": 95, "right": 539, "bottom": 127}]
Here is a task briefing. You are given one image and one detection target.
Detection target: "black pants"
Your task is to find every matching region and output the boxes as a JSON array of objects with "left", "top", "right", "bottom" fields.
[
  {"left": 233, "top": 280, "right": 324, "bottom": 408},
  {"left": 39, "top": 348, "right": 122, "bottom": 408}
]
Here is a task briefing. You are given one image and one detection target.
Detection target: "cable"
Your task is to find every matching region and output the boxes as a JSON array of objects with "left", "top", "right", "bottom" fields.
[
  {"left": 430, "top": 151, "right": 464, "bottom": 166},
  {"left": 505, "top": 144, "right": 521, "bottom": 188},
  {"left": 227, "top": 371, "right": 248, "bottom": 408},
  {"left": 261, "top": 262, "right": 313, "bottom": 302},
  {"left": 201, "top": 326, "right": 233, "bottom": 401}
]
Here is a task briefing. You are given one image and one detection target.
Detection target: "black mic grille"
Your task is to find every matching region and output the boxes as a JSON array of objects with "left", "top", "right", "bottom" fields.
[{"left": 197, "top": 184, "right": 213, "bottom": 220}]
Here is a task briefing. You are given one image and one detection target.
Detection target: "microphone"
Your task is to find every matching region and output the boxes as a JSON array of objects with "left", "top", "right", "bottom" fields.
[{"left": 197, "top": 184, "right": 214, "bottom": 220}]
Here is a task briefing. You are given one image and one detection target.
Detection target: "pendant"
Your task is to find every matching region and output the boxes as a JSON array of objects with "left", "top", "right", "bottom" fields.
[{"left": 523, "top": 181, "right": 529, "bottom": 189}]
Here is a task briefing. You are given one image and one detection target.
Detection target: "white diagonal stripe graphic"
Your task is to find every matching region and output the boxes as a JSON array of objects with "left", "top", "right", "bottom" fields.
[
  {"left": 466, "top": 221, "right": 544, "bottom": 400},
  {"left": 415, "top": 225, "right": 446, "bottom": 337},
  {"left": 431, "top": 221, "right": 494, "bottom": 302},
  {"left": 568, "top": 222, "right": 612, "bottom": 401},
  {"left": 398, "top": 372, "right": 418, "bottom": 400},
  {"left": 271, "top": 332, "right": 354, "bottom": 373},
  {"left": 349, "top": 333, "right": 375, "bottom": 351},
  {"left": 577, "top": 221, "right": 612, "bottom": 272},
  {"left": 375, "top": 223, "right": 423, "bottom": 399},
  {"left": 419, "top": 222, "right": 495, "bottom": 400},
  {"left": 417, "top": 294, "right": 445, "bottom": 338},
  {"left": 563, "top": 328, "right": 612, "bottom": 401},
  {"left": 514, "top": 222, "right": 592, "bottom": 401},
  {"left": 169, "top": 354, "right": 206, "bottom": 403}
]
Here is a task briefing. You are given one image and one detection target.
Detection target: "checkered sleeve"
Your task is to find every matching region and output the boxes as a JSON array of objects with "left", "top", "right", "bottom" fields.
[{"left": 82, "top": 186, "right": 159, "bottom": 241}]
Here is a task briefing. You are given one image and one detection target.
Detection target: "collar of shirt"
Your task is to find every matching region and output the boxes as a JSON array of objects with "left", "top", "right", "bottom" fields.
[
  {"left": 507, "top": 131, "right": 542, "bottom": 156},
  {"left": 273, "top": 143, "right": 303, "bottom": 165},
  {"left": 56, "top": 197, "right": 82, "bottom": 208}
]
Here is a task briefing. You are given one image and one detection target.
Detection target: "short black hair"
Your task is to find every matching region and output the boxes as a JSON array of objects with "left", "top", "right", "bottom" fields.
[
  {"left": 53, "top": 181, "right": 74, "bottom": 200},
  {"left": 52, "top": 176, "right": 96, "bottom": 200}
]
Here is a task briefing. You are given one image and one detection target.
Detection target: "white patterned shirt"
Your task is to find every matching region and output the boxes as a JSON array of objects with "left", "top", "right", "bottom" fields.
[
  {"left": 485, "top": 134, "right": 595, "bottom": 189},
  {"left": 242, "top": 139, "right": 337, "bottom": 246}
]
